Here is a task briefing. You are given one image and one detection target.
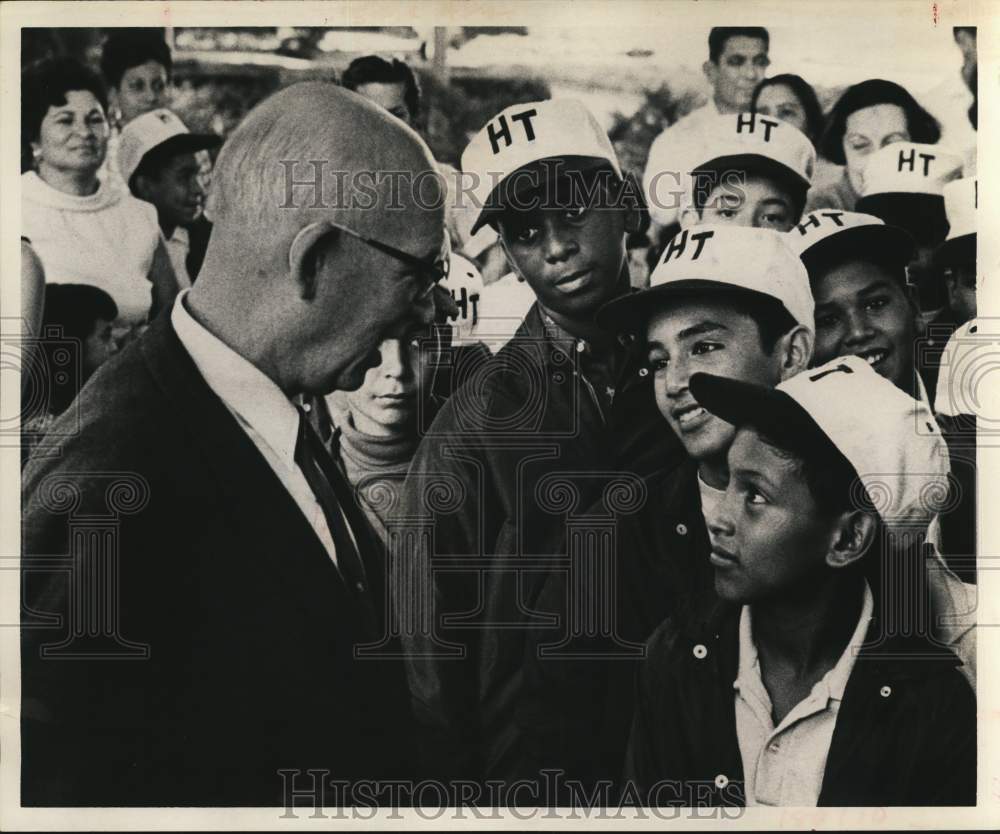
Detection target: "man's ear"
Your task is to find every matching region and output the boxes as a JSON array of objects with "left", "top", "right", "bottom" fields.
[
  {"left": 288, "top": 221, "right": 337, "bottom": 301},
  {"left": 825, "top": 510, "right": 876, "bottom": 570},
  {"left": 703, "top": 60, "right": 718, "bottom": 86},
  {"left": 777, "top": 325, "right": 815, "bottom": 379}
]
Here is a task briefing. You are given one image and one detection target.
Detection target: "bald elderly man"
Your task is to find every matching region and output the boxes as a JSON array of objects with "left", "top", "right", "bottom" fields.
[{"left": 21, "top": 83, "right": 446, "bottom": 806}]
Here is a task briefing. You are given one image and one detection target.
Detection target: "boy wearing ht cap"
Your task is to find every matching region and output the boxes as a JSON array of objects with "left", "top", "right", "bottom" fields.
[
  {"left": 789, "top": 210, "right": 931, "bottom": 405},
  {"left": 855, "top": 141, "right": 964, "bottom": 318},
  {"left": 518, "top": 225, "right": 814, "bottom": 794},
  {"left": 118, "top": 109, "right": 221, "bottom": 288},
  {"left": 396, "top": 100, "right": 681, "bottom": 781},
  {"left": 625, "top": 357, "right": 975, "bottom": 807},
  {"left": 679, "top": 111, "right": 815, "bottom": 233}
]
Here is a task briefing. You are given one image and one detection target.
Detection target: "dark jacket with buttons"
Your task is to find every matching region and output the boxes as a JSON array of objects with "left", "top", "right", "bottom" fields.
[
  {"left": 395, "top": 301, "right": 684, "bottom": 783},
  {"left": 624, "top": 601, "right": 976, "bottom": 807},
  {"left": 516, "top": 458, "right": 716, "bottom": 796}
]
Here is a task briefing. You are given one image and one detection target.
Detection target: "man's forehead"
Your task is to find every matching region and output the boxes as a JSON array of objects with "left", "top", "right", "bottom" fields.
[
  {"left": 720, "top": 35, "right": 768, "bottom": 57},
  {"left": 730, "top": 427, "right": 802, "bottom": 477},
  {"left": 646, "top": 300, "right": 753, "bottom": 339},
  {"left": 814, "top": 262, "right": 897, "bottom": 301}
]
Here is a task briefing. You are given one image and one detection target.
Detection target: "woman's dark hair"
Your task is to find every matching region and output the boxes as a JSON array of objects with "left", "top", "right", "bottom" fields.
[
  {"left": 341, "top": 55, "right": 421, "bottom": 119},
  {"left": 99, "top": 29, "right": 173, "bottom": 90},
  {"left": 21, "top": 57, "right": 108, "bottom": 171},
  {"left": 819, "top": 79, "right": 941, "bottom": 166},
  {"left": 751, "top": 73, "right": 825, "bottom": 146}
]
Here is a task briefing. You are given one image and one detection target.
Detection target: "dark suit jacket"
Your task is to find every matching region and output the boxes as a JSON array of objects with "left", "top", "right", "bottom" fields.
[{"left": 21, "top": 314, "right": 415, "bottom": 806}]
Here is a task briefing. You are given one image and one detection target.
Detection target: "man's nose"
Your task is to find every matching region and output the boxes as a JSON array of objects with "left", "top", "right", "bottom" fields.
[
  {"left": 543, "top": 223, "right": 580, "bottom": 263},
  {"left": 379, "top": 338, "right": 406, "bottom": 378},
  {"left": 843, "top": 310, "right": 876, "bottom": 345},
  {"left": 664, "top": 354, "right": 691, "bottom": 399},
  {"left": 707, "top": 486, "right": 738, "bottom": 539}
]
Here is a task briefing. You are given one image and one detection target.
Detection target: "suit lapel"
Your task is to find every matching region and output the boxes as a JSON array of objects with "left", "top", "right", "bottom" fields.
[{"left": 137, "top": 315, "right": 357, "bottom": 636}]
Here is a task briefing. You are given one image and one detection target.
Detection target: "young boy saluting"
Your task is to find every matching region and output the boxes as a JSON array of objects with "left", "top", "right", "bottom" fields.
[{"left": 624, "top": 356, "right": 975, "bottom": 807}]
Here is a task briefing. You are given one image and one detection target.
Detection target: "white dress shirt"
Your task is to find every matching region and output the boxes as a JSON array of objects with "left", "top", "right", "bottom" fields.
[
  {"left": 163, "top": 226, "right": 193, "bottom": 290},
  {"left": 171, "top": 290, "right": 339, "bottom": 566},
  {"left": 734, "top": 582, "right": 874, "bottom": 807}
]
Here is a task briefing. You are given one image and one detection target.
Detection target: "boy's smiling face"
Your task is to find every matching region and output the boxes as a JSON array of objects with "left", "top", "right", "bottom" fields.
[
  {"left": 497, "top": 177, "right": 630, "bottom": 321},
  {"left": 645, "top": 299, "right": 787, "bottom": 462},
  {"left": 707, "top": 426, "right": 839, "bottom": 603},
  {"left": 812, "top": 259, "right": 917, "bottom": 395}
]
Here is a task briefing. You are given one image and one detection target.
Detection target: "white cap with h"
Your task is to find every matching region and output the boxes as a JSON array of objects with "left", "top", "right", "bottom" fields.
[
  {"left": 691, "top": 355, "right": 951, "bottom": 526},
  {"left": 461, "top": 99, "right": 621, "bottom": 233},
  {"left": 597, "top": 225, "right": 813, "bottom": 334}
]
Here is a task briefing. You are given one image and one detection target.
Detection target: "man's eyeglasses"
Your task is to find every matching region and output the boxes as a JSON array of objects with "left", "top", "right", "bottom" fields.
[{"left": 327, "top": 220, "right": 450, "bottom": 296}]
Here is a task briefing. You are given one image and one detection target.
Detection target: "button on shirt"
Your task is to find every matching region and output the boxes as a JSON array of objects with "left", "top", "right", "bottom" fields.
[
  {"left": 734, "top": 582, "right": 875, "bottom": 807},
  {"left": 171, "top": 290, "right": 339, "bottom": 566}
]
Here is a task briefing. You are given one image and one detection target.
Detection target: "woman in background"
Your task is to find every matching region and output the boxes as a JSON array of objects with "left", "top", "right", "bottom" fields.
[
  {"left": 751, "top": 73, "right": 825, "bottom": 145},
  {"left": 808, "top": 78, "right": 941, "bottom": 212},
  {"left": 21, "top": 57, "right": 178, "bottom": 339}
]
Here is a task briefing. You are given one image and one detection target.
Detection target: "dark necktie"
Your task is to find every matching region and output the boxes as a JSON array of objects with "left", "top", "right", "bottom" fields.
[{"left": 293, "top": 405, "right": 372, "bottom": 604}]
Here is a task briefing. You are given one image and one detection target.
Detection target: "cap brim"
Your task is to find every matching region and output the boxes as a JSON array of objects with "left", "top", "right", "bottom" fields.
[
  {"left": 693, "top": 154, "right": 810, "bottom": 202},
  {"left": 596, "top": 280, "right": 788, "bottom": 334},
  {"left": 689, "top": 371, "right": 858, "bottom": 484},
  {"left": 934, "top": 232, "right": 976, "bottom": 269},
  {"left": 138, "top": 132, "right": 222, "bottom": 168},
  {"left": 470, "top": 155, "right": 618, "bottom": 234},
  {"left": 799, "top": 223, "right": 916, "bottom": 277},
  {"left": 855, "top": 193, "right": 948, "bottom": 246}
]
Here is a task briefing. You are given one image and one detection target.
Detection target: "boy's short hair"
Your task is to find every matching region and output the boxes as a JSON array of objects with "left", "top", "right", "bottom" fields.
[
  {"left": 341, "top": 55, "right": 421, "bottom": 119},
  {"left": 708, "top": 27, "right": 770, "bottom": 62},
  {"left": 735, "top": 293, "right": 798, "bottom": 353},
  {"left": 130, "top": 142, "right": 188, "bottom": 188},
  {"left": 100, "top": 29, "right": 173, "bottom": 89},
  {"left": 42, "top": 284, "right": 118, "bottom": 341}
]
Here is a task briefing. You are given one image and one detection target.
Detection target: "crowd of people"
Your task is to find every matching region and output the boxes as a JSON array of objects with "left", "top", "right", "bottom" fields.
[{"left": 20, "top": 25, "right": 979, "bottom": 809}]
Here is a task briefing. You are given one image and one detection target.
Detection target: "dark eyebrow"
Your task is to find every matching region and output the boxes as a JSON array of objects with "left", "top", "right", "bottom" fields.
[
  {"left": 732, "top": 465, "right": 778, "bottom": 491},
  {"left": 857, "top": 279, "right": 894, "bottom": 297},
  {"left": 677, "top": 320, "right": 729, "bottom": 341}
]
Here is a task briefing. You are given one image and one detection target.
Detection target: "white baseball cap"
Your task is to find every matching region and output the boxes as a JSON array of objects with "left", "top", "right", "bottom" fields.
[
  {"left": 461, "top": 99, "right": 622, "bottom": 234},
  {"left": 788, "top": 210, "right": 916, "bottom": 277},
  {"left": 597, "top": 225, "right": 813, "bottom": 334},
  {"left": 443, "top": 253, "right": 485, "bottom": 346},
  {"left": 118, "top": 108, "right": 221, "bottom": 186},
  {"left": 936, "top": 177, "right": 977, "bottom": 268},
  {"left": 856, "top": 142, "right": 963, "bottom": 243},
  {"left": 689, "top": 111, "right": 816, "bottom": 205},
  {"left": 934, "top": 318, "right": 995, "bottom": 418},
  {"left": 691, "top": 354, "right": 951, "bottom": 526}
]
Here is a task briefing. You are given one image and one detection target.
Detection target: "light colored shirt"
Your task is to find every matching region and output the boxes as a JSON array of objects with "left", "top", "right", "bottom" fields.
[
  {"left": 171, "top": 290, "right": 339, "bottom": 566},
  {"left": 642, "top": 99, "right": 721, "bottom": 227},
  {"left": 734, "top": 582, "right": 874, "bottom": 807},
  {"left": 21, "top": 170, "right": 159, "bottom": 330},
  {"left": 163, "top": 226, "right": 193, "bottom": 290},
  {"left": 468, "top": 272, "right": 537, "bottom": 349}
]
